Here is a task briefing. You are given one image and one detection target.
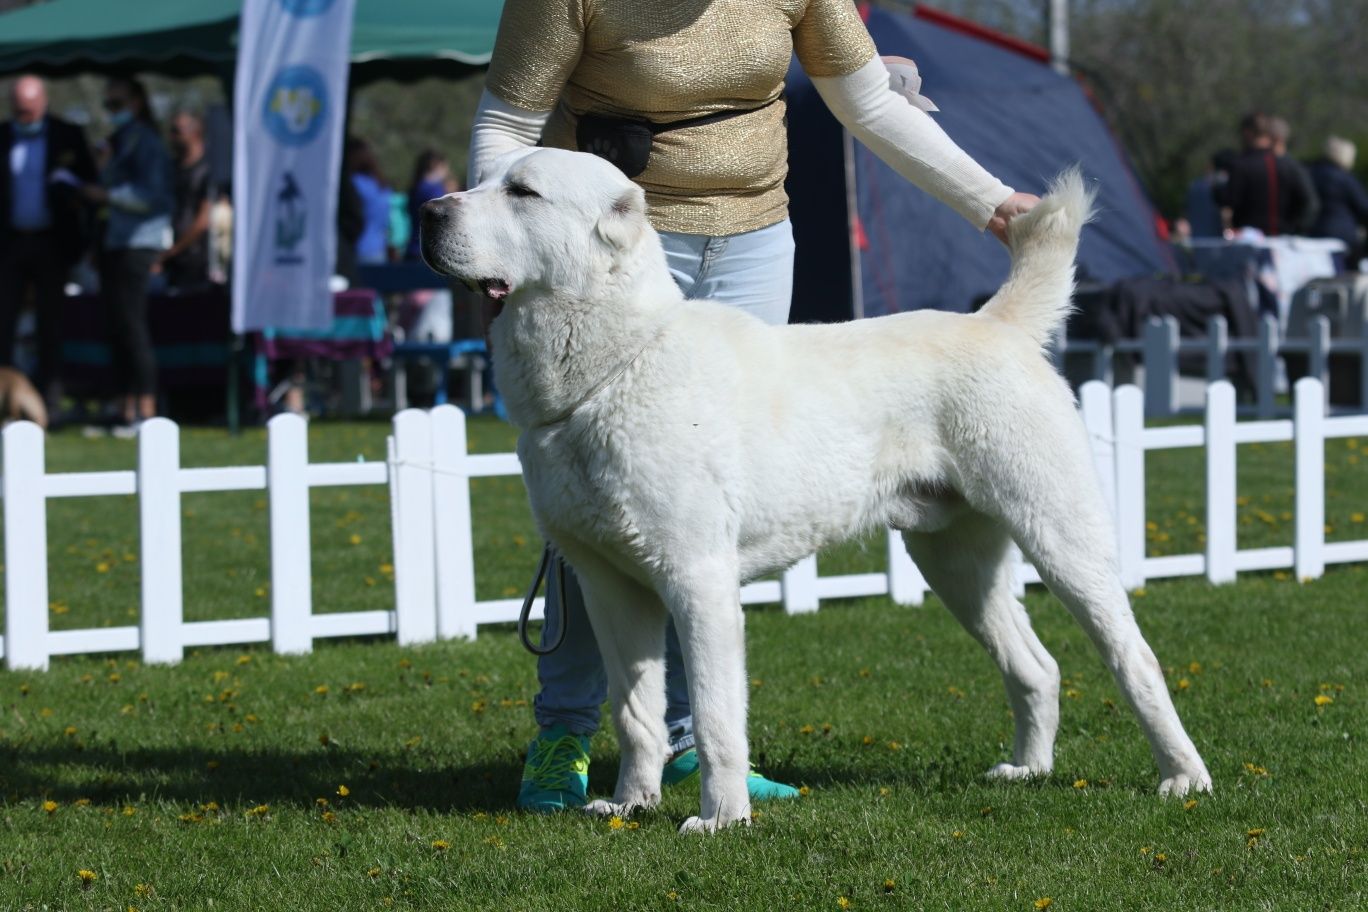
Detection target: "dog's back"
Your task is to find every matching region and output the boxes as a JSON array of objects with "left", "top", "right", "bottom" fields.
[{"left": 0, "top": 368, "right": 48, "bottom": 429}]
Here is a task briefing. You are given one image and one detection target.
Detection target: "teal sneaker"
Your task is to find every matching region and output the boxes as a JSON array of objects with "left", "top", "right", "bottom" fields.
[
  {"left": 660, "top": 749, "right": 800, "bottom": 801},
  {"left": 515, "top": 724, "right": 591, "bottom": 812}
]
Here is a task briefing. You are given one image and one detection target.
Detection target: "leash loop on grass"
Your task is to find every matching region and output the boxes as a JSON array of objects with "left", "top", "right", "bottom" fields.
[{"left": 519, "top": 544, "right": 568, "bottom": 656}]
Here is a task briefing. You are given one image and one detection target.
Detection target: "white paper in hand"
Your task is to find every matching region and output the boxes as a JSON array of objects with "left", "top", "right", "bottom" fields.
[{"left": 882, "top": 55, "right": 938, "bottom": 112}]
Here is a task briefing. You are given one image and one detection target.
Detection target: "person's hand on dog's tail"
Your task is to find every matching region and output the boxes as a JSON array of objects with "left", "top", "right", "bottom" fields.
[{"left": 988, "top": 192, "right": 1042, "bottom": 246}]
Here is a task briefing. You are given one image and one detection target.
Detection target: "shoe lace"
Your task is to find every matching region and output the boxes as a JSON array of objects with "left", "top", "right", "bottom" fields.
[{"left": 526, "top": 734, "right": 587, "bottom": 789}]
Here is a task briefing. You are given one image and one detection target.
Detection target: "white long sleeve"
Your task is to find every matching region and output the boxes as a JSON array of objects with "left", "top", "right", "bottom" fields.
[
  {"left": 467, "top": 89, "right": 551, "bottom": 187},
  {"left": 810, "top": 57, "right": 1014, "bottom": 230}
]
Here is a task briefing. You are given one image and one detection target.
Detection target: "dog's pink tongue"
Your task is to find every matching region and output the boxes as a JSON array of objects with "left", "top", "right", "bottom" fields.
[{"left": 483, "top": 280, "right": 511, "bottom": 301}]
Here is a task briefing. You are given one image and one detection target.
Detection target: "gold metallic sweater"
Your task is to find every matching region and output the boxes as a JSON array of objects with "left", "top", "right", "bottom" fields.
[{"left": 485, "top": 0, "right": 878, "bottom": 235}]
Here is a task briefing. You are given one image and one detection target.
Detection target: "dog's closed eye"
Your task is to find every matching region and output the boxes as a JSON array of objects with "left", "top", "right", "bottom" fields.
[{"left": 506, "top": 182, "right": 541, "bottom": 199}]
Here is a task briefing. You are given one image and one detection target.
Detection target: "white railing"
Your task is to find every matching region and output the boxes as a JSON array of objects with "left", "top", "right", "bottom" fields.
[
  {"left": 1058, "top": 313, "right": 1368, "bottom": 418},
  {"left": 2, "top": 377, "right": 1364, "bottom": 671}
]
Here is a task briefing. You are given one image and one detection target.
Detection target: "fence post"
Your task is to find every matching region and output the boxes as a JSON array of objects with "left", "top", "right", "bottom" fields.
[
  {"left": 1143, "top": 316, "right": 1178, "bottom": 417},
  {"left": 1256, "top": 315, "right": 1278, "bottom": 419},
  {"left": 1205, "top": 315, "right": 1228, "bottom": 383},
  {"left": 430, "top": 405, "right": 478, "bottom": 640},
  {"left": 267, "top": 413, "right": 312, "bottom": 655},
  {"left": 1080, "top": 381, "right": 1116, "bottom": 520},
  {"left": 138, "top": 419, "right": 184, "bottom": 665},
  {"left": 1308, "top": 316, "right": 1331, "bottom": 411},
  {"left": 781, "top": 555, "right": 819, "bottom": 614},
  {"left": 392, "top": 409, "right": 438, "bottom": 645},
  {"left": 1294, "top": 378, "right": 1326, "bottom": 581},
  {"left": 1204, "top": 381, "right": 1237, "bottom": 584},
  {"left": 3, "top": 422, "right": 49, "bottom": 671},
  {"left": 1113, "top": 385, "right": 1147, "bottom": 591},
  {"left": 885, "top": 529, "right": 926, "bottom": 607},
  {"left": 1360, "top": 316, "right": 1368, "bottom": 411}
]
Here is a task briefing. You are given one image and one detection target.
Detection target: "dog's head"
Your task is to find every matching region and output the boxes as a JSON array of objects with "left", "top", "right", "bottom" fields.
[{"left": 420, "top": 148, "right": 648, "bottom": 312}]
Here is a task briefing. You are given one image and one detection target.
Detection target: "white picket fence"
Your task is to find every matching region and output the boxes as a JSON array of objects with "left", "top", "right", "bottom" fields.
[
  {"left": 1058, "top": 313, "right": 1367, "bottom": 417},
  {"left": 3, "top": 377, "right": 1365, "bottom": 672}
]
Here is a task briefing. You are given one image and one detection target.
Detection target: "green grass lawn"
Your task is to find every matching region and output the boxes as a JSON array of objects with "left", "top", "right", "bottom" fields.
[{"left": 0, "top": 418, "right": 1365, "bottom": 911}]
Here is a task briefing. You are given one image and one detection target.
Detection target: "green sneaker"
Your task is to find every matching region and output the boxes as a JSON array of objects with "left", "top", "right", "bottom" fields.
[
  {"left": 516, "top": 724, "right": 591, "bottom": 812},
  {"left": 660, "top": 749, "right": 800, "bottom": 801}
]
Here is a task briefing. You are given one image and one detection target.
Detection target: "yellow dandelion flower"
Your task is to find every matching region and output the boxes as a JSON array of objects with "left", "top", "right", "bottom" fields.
[
  {"left": 236, "top": 654, "right": 252, "bottom": 665},
  {"left": 980, "top": 806, "right": 993, "bottom": 816},
  {"left": 879, "top": 787, "right": 890, "bottom": 797},
  {"left": 432, "top": 839, "right": 450, "bottom": 851},
  {"left": 1073, "top": 779, "right": 1088, "bottom": 789},
  {"left": 96, "top": 562, "right": 111, "bottom": 573},
  {"left": 379, "top": 563, "right": 394, "bottom": 575},
  {"left": 1184, "top": 799, "right": 1198, "bottom": 810},
  {"left": 202, "top": 802, "right": 219, "bottom": 812},
  {"left": 74, "top": 797, "right": 91, "bottom": 807},
  {"left": 883, "top": 879, "right": 895, "bottom": 893},
  {"left": 77, "top": 869, "right": 98, "bottom": 886},
  {"left": 1188, "top": 662, "right": 1202, "bottom": 675},
  {"left": 1314, "top": 694, "right": 1334, "bottom": 706},
  {"left": 750, "top": 678, "right": 763, "bottom": 688},
  {"left": 1034, "top": 899, "right": 1053, "bottom": 911},
  {"left": 64, "top": 725, "right": 78, "bottom": 736},
  {"left": 368, "top": 866, "right": 382, "bottom": 878},
  {"left": 349, "top": 534, "right": 362, "bottom": 545},
  {"left": 245, "top": 804, "right": 270, "bottom": 817},
  {"left": 1139, "top": 846, "right": 1151, "bottom": 855},
  {"left": 314, "top": 684, "right": 329, "bottom": 695},
  {"left": 123, "top": 805, "right": 136, "bottom": 816},
  {"left": 321, "top": 811, "right": 337, "bottom": 823},
  {"left": 1154, "top": 853, "right": 1168, "bottom": 863},
  {"left": 42, "top": 800, "right": 58, "bottom": 814},
  {"left": 608, "top": 816, "right": 626, "bottom": 830},
  {"left": 667, "top": 891, "right": 680, "bottom": 902},
  {"left": 887, "top": 740, "right": 902, "bottom": 751},
  {"left": 1176, "top": 678, "right": 1191, "bottom": 691},
  {"left": 952, "top": 830, "right": 964, "bottom": 839},
  {"left": 798, "top": 786, "right": 812, "bottom": 797},
  {"left": 337, "top": 784, "right": 350, "bottom": 797},
  {"left": 134, "top": 883, "right": 151, "bottom": 896},
  {"left": 254, "top": 587, "right": 267, "bottom": 598},
  {"left": 837, "top": 898, "right": 851, "bottom": 910}
]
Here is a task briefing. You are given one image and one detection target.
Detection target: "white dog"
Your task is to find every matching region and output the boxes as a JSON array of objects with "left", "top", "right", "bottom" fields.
[{"left": 421, "top": 148, "right": 1212, "bottom": 833}]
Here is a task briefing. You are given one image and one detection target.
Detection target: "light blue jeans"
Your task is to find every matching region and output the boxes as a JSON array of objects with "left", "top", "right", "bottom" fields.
[{"left": 534, "top": 218, "right": 795, "bottom": 749}]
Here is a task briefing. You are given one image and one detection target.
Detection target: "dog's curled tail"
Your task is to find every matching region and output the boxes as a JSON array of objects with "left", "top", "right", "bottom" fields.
[{"left": 977, "top": 167, "right": 1095, "bottom": 349}]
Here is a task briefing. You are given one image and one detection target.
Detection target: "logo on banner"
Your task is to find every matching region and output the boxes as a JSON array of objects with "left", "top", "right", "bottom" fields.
[
  {"left": 262, "top": 65, "right": 328, "bottom": 146},
  {"left": 279, "top": 0, "right": 336, "bottom": 14},
  {"left": 274, "top": 172, "right": 307, "bottom": 264}
]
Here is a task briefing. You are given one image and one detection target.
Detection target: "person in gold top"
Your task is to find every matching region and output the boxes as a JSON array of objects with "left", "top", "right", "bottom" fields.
[{"left": 471, "top": 0, "right": 1042, "bottom": 813}]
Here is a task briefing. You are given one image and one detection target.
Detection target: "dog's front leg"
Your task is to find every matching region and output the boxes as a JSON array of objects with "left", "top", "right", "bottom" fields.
[
  {"left": 669, "top": 575, "right": 751, "bottom": 834},
  {"left": 573, "top": 557, "right": 671, "bottom": 817}
]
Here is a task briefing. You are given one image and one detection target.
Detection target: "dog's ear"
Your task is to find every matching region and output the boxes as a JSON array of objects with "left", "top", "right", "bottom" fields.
[{"left": 595, "top": 184, "right": 647, "bottom": 252}]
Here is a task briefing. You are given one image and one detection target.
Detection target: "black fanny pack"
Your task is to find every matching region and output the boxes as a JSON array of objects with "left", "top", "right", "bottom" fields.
[{"left": 574, "top": 95, "right": 781, "bottom": 178}]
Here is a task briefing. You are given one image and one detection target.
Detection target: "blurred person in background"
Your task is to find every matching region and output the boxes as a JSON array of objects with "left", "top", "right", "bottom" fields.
[
  {"left": 345, "top": 136, "right": 390, "bottom": 265},
  {"left": 1267, "top": 116, "right": 1319, "bottom": 235},
  {"left": 155, "top": 111, "right": 213, "bottom": 293},
  {"left": 1217, "top": 112, "right": 1316, "bottom": 237},
  {"left": 1307, "top": 136, "right": 1368, "bottom": 266},
  {"left": 1183, "top": 149, "right": 1236, "bottom": 239},
  {"left": 0, "top": 74, "right": 97, "bottom": 414},
  {"left": 405, "top": 149, "right": 452, "bottom": 261},
  {"left": 82, "top": 75, "right": 172, "bottom": 436}
]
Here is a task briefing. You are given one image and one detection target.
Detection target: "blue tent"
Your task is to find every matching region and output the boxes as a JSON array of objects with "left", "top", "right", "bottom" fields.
[{"left": 785, "top": 4, "right": 1174, "bottom": 324}]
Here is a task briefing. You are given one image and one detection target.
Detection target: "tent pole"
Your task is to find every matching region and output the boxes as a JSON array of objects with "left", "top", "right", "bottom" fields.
[
  {"left": 843, "top": 129, "right": 865, "bottom": 321},
  {"left": 1048, "top": 0, "right": 1069, "bottom": 75}
]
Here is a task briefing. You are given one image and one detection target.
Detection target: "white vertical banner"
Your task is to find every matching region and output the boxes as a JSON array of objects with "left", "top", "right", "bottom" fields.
[{"left": 232, "top": 0, "right": 357, "bottom": 332}]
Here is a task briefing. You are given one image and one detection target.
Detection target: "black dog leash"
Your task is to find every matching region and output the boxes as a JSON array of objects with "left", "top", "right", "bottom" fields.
[{"left": 518, "top": 544, "right": 568, "bottom": 656}]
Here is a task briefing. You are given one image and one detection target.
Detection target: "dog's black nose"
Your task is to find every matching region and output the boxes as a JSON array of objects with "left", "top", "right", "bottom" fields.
[{"left": 420, "top": 195, "right": 460, "bottom": 227}]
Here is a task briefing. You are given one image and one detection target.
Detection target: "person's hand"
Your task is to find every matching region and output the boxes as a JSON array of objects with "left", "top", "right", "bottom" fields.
[
  {"left": 987, "top": 192, "right": 1041, "bottom": 246},
  {"left": 149, "top": 254, "right": 165, "bottom": 276},
  {"left": 81, "top": 183, "right": 109, "bottom": 204}
]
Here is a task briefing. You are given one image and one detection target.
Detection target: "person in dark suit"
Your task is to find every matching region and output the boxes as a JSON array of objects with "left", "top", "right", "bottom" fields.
[
  {"left": 0, "top": 74, "right": 97, "bottom": 409},
  {"left": 1308, "top": 136, "right": 1368, "bottom": 265},
  {"left": 1216, "top": 112, "right": 1317, "bottom": 237}
]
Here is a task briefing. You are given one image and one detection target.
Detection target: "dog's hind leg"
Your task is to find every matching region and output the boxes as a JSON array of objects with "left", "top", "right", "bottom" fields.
[
  {"left": 664, "top": 563, "right": 752, "bottom": 834},
  {"left": 903, "top": 512, "right": 1060, "bottom": 779},
  {"left": 967, "top": 406, "right": 1211, "bottom": 796},
  {"left": 567, "top": 551, "right": 671, "bottom": 817}
]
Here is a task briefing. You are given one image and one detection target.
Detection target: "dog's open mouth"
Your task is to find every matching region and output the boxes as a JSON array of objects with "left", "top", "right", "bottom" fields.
[{"left": 462, "top": 277, "right": 513, "bottom": 318}]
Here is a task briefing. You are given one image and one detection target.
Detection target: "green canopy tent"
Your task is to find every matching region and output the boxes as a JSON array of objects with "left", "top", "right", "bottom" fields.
[{"left": 0, "top": 0, "right": 501, "bottom": 83}]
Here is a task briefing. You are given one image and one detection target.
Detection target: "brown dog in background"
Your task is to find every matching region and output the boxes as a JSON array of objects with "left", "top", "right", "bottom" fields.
[{"left": 0, "top": 368, "right": 48, "bottom": 429}]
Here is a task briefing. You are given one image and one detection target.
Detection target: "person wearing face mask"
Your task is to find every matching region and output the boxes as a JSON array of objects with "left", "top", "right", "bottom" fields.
[
  {"left": 0, "top": 74, "right": 97, "bottom": 415},
  {"left": 81, "top": 76, "right": 173, "bottom": 436}
]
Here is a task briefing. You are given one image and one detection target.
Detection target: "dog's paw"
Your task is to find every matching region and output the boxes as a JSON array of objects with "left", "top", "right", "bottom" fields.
[
  {"left": 582, "top": 799, "right": 633, "bottom": 818},
  {"left": 1158, "top": 768, "right": 1213, "bottom": 797},
  {"left": 985, "top": 762, "right": 1048, "bottom": 782},
  {"left": 678, "top": 813, "right": 751, "bottom": 835}
]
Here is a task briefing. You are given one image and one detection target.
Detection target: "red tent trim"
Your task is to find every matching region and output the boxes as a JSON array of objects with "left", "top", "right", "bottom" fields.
[{"left": 911, "top": 4, "right": 1052, "bottom": 64}]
